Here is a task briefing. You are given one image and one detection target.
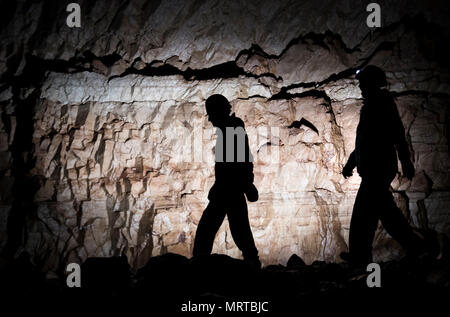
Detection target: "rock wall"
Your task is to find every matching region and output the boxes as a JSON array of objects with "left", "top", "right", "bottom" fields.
[{"left": 0, "top": 0, "right": 449, "bottom": 271}]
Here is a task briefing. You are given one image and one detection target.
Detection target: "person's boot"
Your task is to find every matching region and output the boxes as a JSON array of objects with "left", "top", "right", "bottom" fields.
[
  {"left": 244, "top": 255, "right": 261, "bottom": 270},
  {"left": 340, "top": 251, "right": 372, "bottom": 267},
  {"left": 340, "top": 251, "right": 351, "bottom": 263},
  {"left": 340, "top": 252, "right": 374, "bottom": 283},
  {"left": 405, "top": 228, "right": 445, "bottom": 261}
]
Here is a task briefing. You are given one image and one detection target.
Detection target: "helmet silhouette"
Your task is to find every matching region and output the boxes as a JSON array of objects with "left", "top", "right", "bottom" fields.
[
  {"left": 356, "top": 65, "right": 387, "bottom": 88},
  {"left": 205, "top": 94, "right": 232, "bottom": 115},
  {"left": 205, "top": 94, "right": 232, "bottom": 127}
]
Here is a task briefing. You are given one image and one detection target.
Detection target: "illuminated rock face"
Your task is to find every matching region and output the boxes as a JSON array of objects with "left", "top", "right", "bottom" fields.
[
  {"left": 24, "top": 72, "right": 449, "bottom": 269},
  {"left": 0, "top": 0, "right": 449, "bottom": 270}
]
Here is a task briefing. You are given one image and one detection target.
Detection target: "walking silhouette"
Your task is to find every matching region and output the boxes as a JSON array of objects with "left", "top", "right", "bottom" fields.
[
  {"left": 341, "top": 65, "right": 424, "bottom": 265},
  {"left": 193, "top": 94, "right": 261, "bottom": 268}
]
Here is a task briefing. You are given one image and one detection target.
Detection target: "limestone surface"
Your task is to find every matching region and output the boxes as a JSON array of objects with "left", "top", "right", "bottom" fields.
[{"left": 0, "top": 0, "right": 449, "bottom": 270}]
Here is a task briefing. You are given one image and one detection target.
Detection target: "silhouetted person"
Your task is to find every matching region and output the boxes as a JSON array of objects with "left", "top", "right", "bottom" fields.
[
  {"left": 341, "top": 65, "right": 423, "bottom": 265},
  {"left": 193, "top": 94, "right": 261, "bottom": 268}
]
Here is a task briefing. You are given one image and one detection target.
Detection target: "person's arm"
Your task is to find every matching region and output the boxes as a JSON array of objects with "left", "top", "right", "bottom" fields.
[
  {"left": 244, "top": 131, "right": 255, "bottom": 184},
  {"left": 390, "top": 96, "right": 415, "bottom": 179},
  {"left": 239, "top": 118, "right": 258, "bottom": 201},
  {"left": 342, "top": 150, "right": 356, "bottom": 178}
]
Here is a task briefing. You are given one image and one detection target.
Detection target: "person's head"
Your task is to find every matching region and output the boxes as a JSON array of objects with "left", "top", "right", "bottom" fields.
[
  {"left": 205, "top": 94, "right": 232, "bottom": 127},
  {"left": 356, "top": 65, "right": 387, "bottom": 97}
]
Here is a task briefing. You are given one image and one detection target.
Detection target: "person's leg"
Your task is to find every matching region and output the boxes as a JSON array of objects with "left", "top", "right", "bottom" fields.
[
  {"left": 348, "top": 179, "right": 380, "bottom": 265},
  {"left": 378, "top": 187, "right": 423, "bottom": 252},
  {"left": 193, "top": 201, "right": 226, "bottom": 256},
  {"left": 226, "top": 193, "right": 259, "bottom": 262}
]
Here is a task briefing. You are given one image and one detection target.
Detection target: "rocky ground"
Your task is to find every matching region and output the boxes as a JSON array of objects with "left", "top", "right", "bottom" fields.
[{"left": 1, "top": 249, "right": 449, "bottom": 315}]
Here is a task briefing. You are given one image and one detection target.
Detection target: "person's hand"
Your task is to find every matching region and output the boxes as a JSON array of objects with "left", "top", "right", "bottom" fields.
[
  {"left": 207, "top": 183, "right": 218, "bottom": 201},
  {"left": 342, "top": 164, "right": 353, "bottom": 179},
  {"left": 402, "top": 160, "right": 415, "bottom": 180},
  {"left": 245, "top": 183, "right": 259, "bottom": 202}
]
